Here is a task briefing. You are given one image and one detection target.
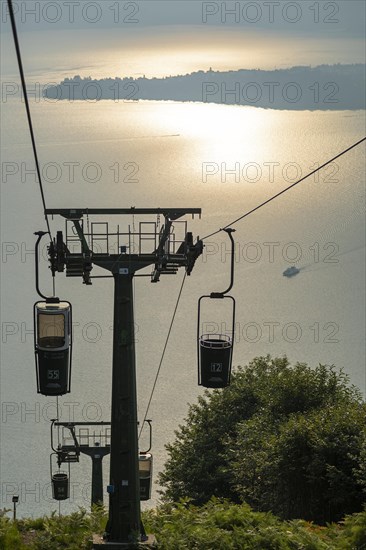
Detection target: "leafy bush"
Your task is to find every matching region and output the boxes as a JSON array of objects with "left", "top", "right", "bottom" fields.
[
  {"left": 324, "top": 508, "right": 366, "bottom": 549},
  {"left": 144, "top": 498, "right": 332, "bottom": 549},
  {"left": 0, "top": 506, "right": 107, "bottom": 550},
  {"left": 0, "top": 501, "right": 365, "bottom": 549},
  {"left": 0, "top": 513, "right": 26, "bottom": 550},
  {"left": 159, "top": 356, "right": 366, "bottom": 523}
]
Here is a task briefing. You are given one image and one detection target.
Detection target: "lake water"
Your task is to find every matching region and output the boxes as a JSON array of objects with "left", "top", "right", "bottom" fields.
[{"left": 0, "top": 98, "right": 365, "bottom": 517}]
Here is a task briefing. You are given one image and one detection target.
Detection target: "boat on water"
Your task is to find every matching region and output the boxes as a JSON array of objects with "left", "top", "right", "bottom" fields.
[{"left": 283, "top": 266, "right": 300, "bottom": 278}]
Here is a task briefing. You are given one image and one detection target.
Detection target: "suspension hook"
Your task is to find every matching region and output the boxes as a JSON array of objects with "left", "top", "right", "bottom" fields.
[
  {"left": 34, "top": 231, "right": 48, "bottom": 300},
  {"left": 210, "top": 228, "right": 236, "bottom": 298},
  {"left": 34, "top": 231, "right": 59, "bottom": 301}
]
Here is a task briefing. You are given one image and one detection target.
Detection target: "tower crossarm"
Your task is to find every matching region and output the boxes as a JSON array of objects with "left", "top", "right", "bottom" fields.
[
  {"left": 46, "top": 207, "right": 203, "bottom": 280},
  {"left": 45, "top": 208, "right": 201, "bottom": 219}
]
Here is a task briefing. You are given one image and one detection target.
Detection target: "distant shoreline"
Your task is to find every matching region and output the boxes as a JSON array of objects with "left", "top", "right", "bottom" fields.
[{"left": 43, "top": 64, "right": 365, "bottom": 111}]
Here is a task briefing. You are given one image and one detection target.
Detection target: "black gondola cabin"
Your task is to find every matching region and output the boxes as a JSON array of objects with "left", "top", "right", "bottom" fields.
[
  {"left": 50, "top": 452, "right": 70, "bottom": 500},
  {"left": 139, "top": 453, "right": 153, "bottom": 501},
  {"left": 34, "top": 301, "right": 72, "bottom": 396},
  {"left": 199, "top": 333, "right": 233, "bottom": 387},
  {"left": 52, "top": 472, "right": 70, "bottom": 500},
  {"left": 197, "top": 295, "right": 235, "bottom": 388}
]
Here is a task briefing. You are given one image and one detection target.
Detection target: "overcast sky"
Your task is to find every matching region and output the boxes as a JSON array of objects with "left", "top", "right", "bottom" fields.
[{"left": 1, "top": 1, "right": 365, "bottom": 79}]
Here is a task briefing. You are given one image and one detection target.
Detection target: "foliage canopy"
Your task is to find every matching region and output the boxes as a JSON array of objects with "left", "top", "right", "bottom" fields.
[{"left": 159, "top": 356, "right": 366, "bottom": 523}]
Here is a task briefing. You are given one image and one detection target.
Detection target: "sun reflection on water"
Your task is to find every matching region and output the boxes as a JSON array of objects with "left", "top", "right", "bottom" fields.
[{"left": 139, "top": 101, "right": 279, "bottom": 162}]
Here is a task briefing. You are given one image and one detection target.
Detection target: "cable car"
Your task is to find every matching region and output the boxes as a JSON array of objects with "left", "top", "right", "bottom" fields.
[
  {"left": 198, "top": 297, "right": 235, "bottom": 388},
  {"left": 34, "top": 300, "right": 72, "bottom": 396},
  {"left": 50, "top": 453, "right": 70, "bottom": 501},
  {"left": 139, "top": 452, "right": 153, "bottom": 501},
  {"left": 52, "top": 472, "right": 69, "bottom": 501},
  {"left": 198, "top": 228, "right": 236, "bottom": 388}
]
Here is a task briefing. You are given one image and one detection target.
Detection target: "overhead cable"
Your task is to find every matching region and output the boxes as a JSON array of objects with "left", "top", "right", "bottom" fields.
[
  {"left": 202, "top": 137, "right": 366, "bottom": 240},
  {"left": 139, "top": 272, "right": 187, "bottom": 438},
  {"left": 7, "top": 0, "right": 52, "bottom": 236}
]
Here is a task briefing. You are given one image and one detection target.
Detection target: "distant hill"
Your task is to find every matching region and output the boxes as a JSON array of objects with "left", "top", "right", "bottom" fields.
[{"left": 44, "top": 64, "right": 365, "bottom": 110}]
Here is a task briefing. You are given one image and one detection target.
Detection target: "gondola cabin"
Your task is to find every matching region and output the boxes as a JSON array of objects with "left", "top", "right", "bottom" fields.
[
  {"left": 50, "top": 452, "right": 70, "bottom": 500},
  {"left": 199, "top": 333, "right": 233, "bottom": 388},
  {"left": 139, "top": 453, "right": 153, "bottom": 501},
  {"left": 197, "top": 294, "right": 235, "bottom": 388},
  {"left": 34, "top": 301, "right": 72, "bottom": 396},
  {"left": 52, "top": 472, "right": 70, "bottom": 500}
]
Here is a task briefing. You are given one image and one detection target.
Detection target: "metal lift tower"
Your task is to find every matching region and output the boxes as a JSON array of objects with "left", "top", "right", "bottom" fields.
[
  {"left": 51, "top": 420, "right": 112, "bottom": 507},
  {"left": 46, "top": 208, "right": 203, "bottom": 548}
]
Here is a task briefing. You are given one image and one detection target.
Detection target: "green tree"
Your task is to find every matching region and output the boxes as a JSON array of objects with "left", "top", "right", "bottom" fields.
[
  {"left": 230, "top": 404, "right": 365, "bottom": 523},
  {"left": 159, "top": 356, "right": 366, "bottom": 524}
]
